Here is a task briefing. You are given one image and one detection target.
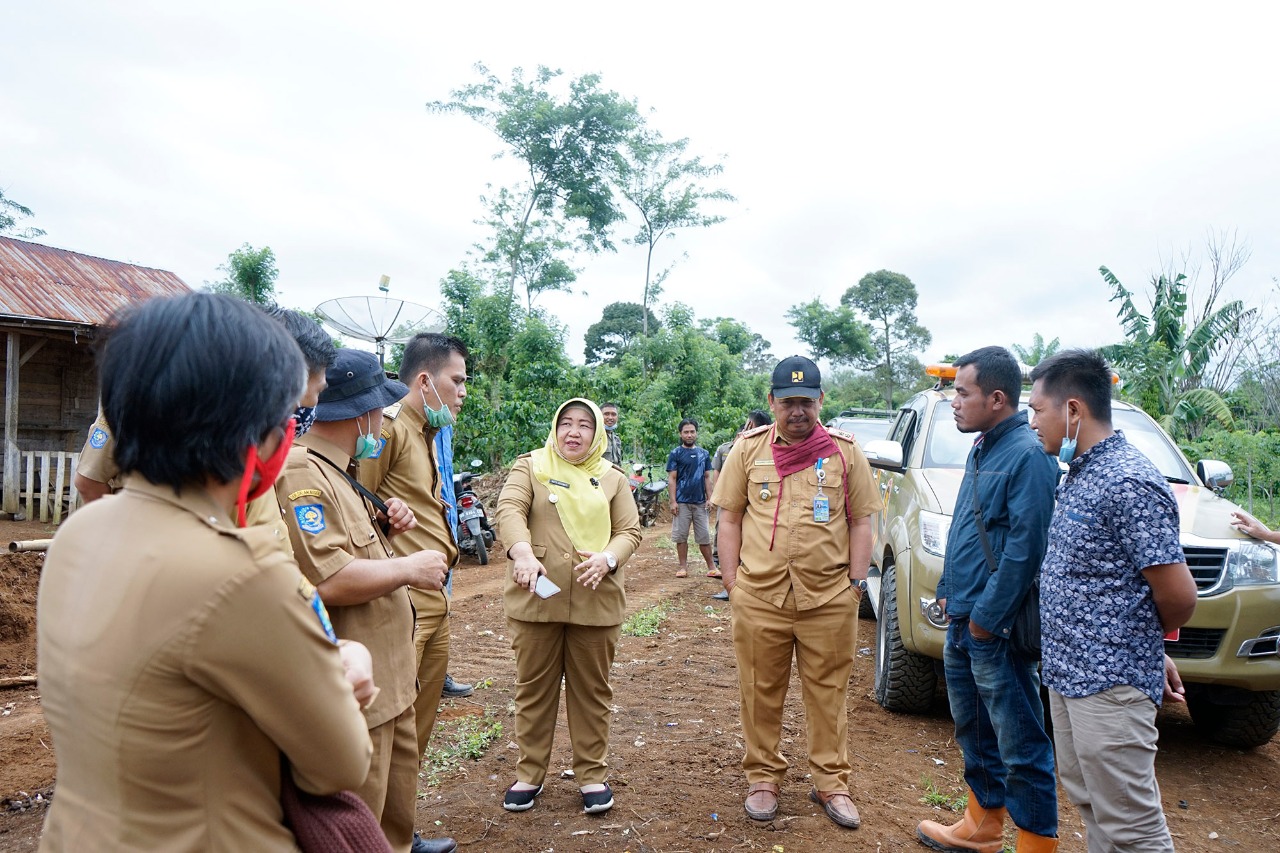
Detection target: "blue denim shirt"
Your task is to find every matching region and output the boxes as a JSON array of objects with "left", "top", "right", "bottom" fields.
[{"left": 936, "top": 411, "right": 1059, "bottom": 637}]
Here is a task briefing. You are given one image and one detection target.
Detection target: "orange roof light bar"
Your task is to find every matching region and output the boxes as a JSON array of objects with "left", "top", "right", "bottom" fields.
[{"left": 925, "top": 364, "right": 957, "bottom": 380}]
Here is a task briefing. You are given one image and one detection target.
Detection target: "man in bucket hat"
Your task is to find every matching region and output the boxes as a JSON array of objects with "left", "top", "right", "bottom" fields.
[
  {"left": 276, "top": 349, "right": 456, "bottom": 853},
  {"left": 711, "top": 355, "right": 880, "bottom": 831}
]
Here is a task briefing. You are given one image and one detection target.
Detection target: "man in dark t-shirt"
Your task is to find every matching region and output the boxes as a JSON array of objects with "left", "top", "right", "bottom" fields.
[{"left": 666, "top": 418, "right": 715, "bottom": 578}]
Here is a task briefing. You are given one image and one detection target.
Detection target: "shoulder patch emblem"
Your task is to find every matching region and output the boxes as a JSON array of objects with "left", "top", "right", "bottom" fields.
[
  {"left": 288, "top": 488, "right": 323, "bottom": 501},
  {"left": 89, "top": 427, "right": 109, "bottom": 449},
  {"left": 295, "top": 504, "right": 326, "bottom": 534},
  {"left": 368, "top": 437, "right": 386, "bottom": 459},
  {"left": 297, "top": 577, "right": 338, "bottom": 644},
  {"left": 383, "top": 402, "right": 402, "bottom": 419}
]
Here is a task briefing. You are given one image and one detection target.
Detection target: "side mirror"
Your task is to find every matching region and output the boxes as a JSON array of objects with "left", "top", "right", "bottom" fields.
[
  {"left": 469, "top": 459, "right": 483, "bottom": 469},
  {"left": 863, "top": 439, "right": 905, "bottom": 472},
  {"left": 1197, "top": 459, "right": 1234, "bottom": 492},
  {"left": 633, "top": 463, "right": 645, "bottom": 473}
]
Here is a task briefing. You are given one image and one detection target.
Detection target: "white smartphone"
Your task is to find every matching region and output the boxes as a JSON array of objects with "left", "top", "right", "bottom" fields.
[{"left": 534, "top": 575, "right": 561, "bottom": 599}]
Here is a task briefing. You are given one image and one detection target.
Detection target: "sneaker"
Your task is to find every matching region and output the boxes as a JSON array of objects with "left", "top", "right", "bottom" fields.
[
  {"left": 712, "top": 589, "right": 730, "bottom": 600},
  {"left": 581, "top": 783, "right": 614, "bottom": 814},
  {"left": 442, "top": 673, "right": 474, "bottom": 699},
  {"left": 503, "top": 783, "right": 543, "bottom": 812}
]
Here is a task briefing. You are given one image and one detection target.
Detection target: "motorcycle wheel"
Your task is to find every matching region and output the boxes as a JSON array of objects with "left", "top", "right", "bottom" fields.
[{"left": 473, "top": 530, "right": 489, "bottom": 565}]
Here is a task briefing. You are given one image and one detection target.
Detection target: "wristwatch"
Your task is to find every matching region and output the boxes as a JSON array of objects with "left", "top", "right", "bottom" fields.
[{"left": 604, "top": 551, "right": 618, "bottom": 573}]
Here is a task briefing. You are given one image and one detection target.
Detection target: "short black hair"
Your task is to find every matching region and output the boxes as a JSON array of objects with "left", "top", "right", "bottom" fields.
[
  {"left": 953, "top": 346, "right": 1022, "bottom": 406},
  {"left": 101, "top": 293, "right": 304, "bottom": 491},
  {"left": 401, "top": 333, "right": 469, "bottom": 382},
  {"left": 601, "top": 402, "right": 619, "bottom": 412},
  {"left": 264, "top": 306, "right": 336, "bottom": 374},
  {"left": 747, "top": 410, "right": 772, "bottom": 428},
  {"left": 679, "top": 418, "right": 699, "bottom": 432},
  {"left": 1030, "top": 349, "right": 1114, "bottom": 425}
]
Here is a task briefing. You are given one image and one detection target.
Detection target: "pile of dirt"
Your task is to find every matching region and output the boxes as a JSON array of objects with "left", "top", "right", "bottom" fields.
[{"left": 0, "top": 551, "right": 42, "bottom": 680}]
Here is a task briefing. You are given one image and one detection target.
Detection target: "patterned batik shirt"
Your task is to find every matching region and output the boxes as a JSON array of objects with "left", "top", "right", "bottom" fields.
[{"left": 1041, "top": 432, "right": 1186, "bottom": 705}]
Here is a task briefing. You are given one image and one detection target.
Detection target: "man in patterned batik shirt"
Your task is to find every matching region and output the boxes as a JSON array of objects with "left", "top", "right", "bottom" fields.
[{"left": 1028, "top": 350, "right": 1197, "bottom": 853}]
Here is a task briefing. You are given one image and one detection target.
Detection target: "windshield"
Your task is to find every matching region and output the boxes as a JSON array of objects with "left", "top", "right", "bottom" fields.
[
  {"left": 832, "top": 418, "right": 893, "bottom": 446},
  {"left": 920, "top": 399, "right": 1197, "bottom": 482}
]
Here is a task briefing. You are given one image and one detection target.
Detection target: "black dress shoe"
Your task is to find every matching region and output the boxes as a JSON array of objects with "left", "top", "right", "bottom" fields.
[
  {"left": 411, "top": 831, "right": 457, "bottom": 853},
  {"left": 441, "top": 673, "right": 474, "bottom": 699}
]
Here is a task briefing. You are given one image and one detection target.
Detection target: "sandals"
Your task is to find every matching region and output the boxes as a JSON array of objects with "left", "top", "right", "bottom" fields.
[
  {"left": 675, "top": 568, "right": 688, "bottom": 578},
  {"left": 706, "top": 568, "right": 722, "bottom": 578}
]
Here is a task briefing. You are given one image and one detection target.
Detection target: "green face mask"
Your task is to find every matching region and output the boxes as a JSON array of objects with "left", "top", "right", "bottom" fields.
[
  {"left": 423, "top": 374, "right": 456, "bottom": 428},
  {"left": 353, "top": 414, "right": 381, "bottom": 460}
]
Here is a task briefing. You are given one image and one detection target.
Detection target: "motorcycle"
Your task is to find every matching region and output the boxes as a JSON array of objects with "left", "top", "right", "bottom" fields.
[
  {"left": 628, "top": 463, "right": 668, "bottom": 528},
  {"left": 454, "top": 460, "right": 496, "bottom": 565}
]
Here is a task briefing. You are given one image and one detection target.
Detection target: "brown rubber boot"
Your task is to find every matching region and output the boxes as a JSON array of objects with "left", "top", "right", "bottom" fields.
[
  {"left": 916, "top": 793, "right": 1007, "bottom": 853},
  {"left": 1015, "top": 828, "right": 1059, "bottom": 852}
]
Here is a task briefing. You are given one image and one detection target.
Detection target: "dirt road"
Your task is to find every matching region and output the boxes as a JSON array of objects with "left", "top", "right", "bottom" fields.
[{"left": 2, "top": 517, "right": 1277, "bottom": 851}]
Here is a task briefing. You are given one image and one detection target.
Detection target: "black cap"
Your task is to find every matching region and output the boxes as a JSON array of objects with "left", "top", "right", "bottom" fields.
[
  {"left": 315, "top": 350, "right": 409, "bottom": 422},
  {"left": 770, "top": 355, "right": 822, "bottom": 399}
]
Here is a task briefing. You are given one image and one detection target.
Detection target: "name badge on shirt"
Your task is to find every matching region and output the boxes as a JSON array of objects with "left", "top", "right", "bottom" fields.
[{"left": 813, "top": 494, "right": 830, "bottom": 522}]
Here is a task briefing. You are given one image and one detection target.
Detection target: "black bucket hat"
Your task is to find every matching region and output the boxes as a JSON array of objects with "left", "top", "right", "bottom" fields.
[{"left": 315, "top": 349, "right": 408, "bottom": 422}]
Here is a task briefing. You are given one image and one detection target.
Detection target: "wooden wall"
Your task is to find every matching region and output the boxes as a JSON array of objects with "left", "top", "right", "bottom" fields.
[{"left": 0, "top": 330, "right": 98, "bottom": 473}]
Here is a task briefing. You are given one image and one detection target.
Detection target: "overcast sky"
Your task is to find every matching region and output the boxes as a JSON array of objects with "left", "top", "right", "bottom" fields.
[{"left": 4, "top": 1, "right": 1277, "bottom": 372}]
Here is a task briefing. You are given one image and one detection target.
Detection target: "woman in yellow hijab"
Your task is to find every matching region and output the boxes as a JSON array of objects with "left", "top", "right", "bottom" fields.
[{"left": 494, "top": 398, "right": 642, "bottom": 816}]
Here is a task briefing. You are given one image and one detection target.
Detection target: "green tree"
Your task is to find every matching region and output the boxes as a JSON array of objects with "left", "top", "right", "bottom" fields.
[
  {"left": 428, "top": 65, "right": 641, "bottom": 302},
  {"left": 583, "top": 301, "right": 660, "bottom": 364},
  {"left": 785, "top": 299, "right": 875, "bottom": 367},
  {"left": 0, "top": 188, "right": 45, "bottom": 238},
  {"left": 842, "top": 270, "right": 932, "bottom": 410},
  {"left": 1011, "top": 333, "right": 1060, "bottom": 366},
  {"left": 206, "top": 243, "right": 279, "bottom": 305},
  {"left": 1101, "top": 264, "right": 1253, "bottom": 437},
  {"left": 613, "top": 130, "right": 734, "bottom": 334}
]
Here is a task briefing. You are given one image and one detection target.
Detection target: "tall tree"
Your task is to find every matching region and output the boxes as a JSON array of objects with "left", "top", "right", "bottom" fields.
[
  {"left": 206, "top": 243, "right": 278, "bottom": 305},
  {"left": 1101, "top": 264, "right": 1253, "bottom": 437},
  {"left": 1011, "top": 333, "right": 1060, "bottom": 366},
  {"left": 0, "top": 188, "right": 45, "bottom": 238},
  {"left": 785, "top": 300, "right": 875, "bottom": 367},
  {"left": 841, "top": 270, "right": 932, "bottom": 409},
  {"left": 428, "top": 65, "right": 640, "bottom": 302},
  {"left": 583, "top": 301, "right": 660, "bottom": 364},
  {"left": 613, "top": 130, "right": 734, "bottom": 334}
]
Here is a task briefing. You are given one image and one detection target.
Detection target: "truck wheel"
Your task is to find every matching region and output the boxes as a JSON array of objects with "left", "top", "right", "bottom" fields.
[
  {"left": 1187, "top": 687, "right": 1280, "bottom": 749},
  {"left": 858, "top": 584, "right": 875, "bottom": 621},
  {"left": 473, "top": 531, "right": 489, "bottom": 566},
  {"left": 873, "top": 561, "right": 937, "bottom": 713}
]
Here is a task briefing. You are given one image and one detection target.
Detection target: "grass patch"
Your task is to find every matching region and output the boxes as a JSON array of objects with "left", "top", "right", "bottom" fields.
[
  {"left": 621, "top": 599, "right": 676, "bottom": 637},
  {"left": 918, "top": 774, "right": 967, "bottom": 812},
  {"left": 419, "top": 713, "right": 503, "bottom": 788},
  {"left": 653, "top": 534, "right": 675, "bottom": 551}
]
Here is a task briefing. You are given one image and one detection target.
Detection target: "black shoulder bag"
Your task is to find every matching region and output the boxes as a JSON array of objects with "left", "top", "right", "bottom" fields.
[{"left": 971, "top": 452, "right": 1041, "bottom": 661}]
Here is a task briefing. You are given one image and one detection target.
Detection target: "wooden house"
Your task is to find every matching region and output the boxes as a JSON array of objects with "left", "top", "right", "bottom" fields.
[{"left": 0, "top": 236, "right": 190, "bottom": 520}]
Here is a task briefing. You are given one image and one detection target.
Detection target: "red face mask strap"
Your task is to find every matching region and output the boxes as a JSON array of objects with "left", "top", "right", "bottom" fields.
[{"left": 236, "top": 418, "right": 297, "bottom": 527}]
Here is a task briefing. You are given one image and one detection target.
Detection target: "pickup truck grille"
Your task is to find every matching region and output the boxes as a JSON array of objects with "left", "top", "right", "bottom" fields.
[
  {"left": 1184, "top": 546, "right": 1228, "bottom": 593},
  {"left": 1166, "top": 627, "right": 1225, "bottom": 660}
]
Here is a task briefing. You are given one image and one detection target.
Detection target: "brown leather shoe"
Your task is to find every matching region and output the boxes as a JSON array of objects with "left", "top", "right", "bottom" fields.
[
  {"left": 810, "top": 789, "right": 861, "bottom": 829},
  {"left": 744, "top": 782, "right": 779, "bottom": 821}
]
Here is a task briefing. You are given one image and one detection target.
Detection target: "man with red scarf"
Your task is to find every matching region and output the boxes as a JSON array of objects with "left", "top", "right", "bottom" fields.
[{"left": 712, "top": 355, "right": 880, "bottom": 831}]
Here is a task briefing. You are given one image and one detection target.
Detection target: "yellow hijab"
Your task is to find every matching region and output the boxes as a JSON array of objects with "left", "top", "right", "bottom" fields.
[{"left": 530, "top": 398, "right": 612, "bottom": 553}]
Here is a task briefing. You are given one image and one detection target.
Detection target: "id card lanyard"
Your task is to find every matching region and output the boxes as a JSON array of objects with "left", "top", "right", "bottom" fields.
[{"left": 813, "top": 458, "right": 830, "bottom": 522}]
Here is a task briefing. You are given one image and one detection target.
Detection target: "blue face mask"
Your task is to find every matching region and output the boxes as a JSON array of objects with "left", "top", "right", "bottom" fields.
[
  {"left": 353, "top": 415, "right": 380, "bottom": 460},
  {"left": 423, "top": 374, "right": 456, "bottom": 429},
  {"left": 1058, "top": 404, "right": 1081, "bottom": 463},
  {"left": 293, "top": 405, "right": 317, "bottom": 437}
]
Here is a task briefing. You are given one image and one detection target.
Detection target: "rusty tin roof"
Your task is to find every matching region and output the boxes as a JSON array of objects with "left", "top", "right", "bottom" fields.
[{"left": 0, "top": 236, "right": 191, "bottom": 329}]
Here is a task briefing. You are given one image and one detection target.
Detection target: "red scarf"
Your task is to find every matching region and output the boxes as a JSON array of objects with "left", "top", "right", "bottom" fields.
[{"left": 766, "top": 424, "right": 851, "bottom": 549}]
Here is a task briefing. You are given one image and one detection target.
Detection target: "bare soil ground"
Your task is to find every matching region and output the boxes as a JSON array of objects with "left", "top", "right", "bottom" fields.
[{"left": 1, "top": 514, "right": 1277, "bottom": 852}]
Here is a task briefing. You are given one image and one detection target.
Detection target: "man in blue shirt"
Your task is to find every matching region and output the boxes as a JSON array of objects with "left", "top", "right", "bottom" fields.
[
  {"left": 919, "top": 347, "right": 1060, "bottom": 853},
  {"left": 1029, "top": 350, "right": 1196, "bottom": 853},
  {"left": 666, "top": 418, "right": 716, "bottom": 578}
]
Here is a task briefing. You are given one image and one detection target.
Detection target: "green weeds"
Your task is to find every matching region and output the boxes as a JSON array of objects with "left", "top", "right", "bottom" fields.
[{"left": 621, "top": 599, "right": 676, "bottom": 637}]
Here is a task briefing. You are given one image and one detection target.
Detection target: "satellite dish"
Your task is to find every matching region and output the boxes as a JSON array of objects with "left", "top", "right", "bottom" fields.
[{"left": 315, "top": 296, "right": 446, "bottom": 366}]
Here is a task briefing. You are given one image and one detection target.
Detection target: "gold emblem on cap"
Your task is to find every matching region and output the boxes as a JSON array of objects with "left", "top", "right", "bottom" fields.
[{"left": 792, "top": 370, "right": 804, "bottom": 382}]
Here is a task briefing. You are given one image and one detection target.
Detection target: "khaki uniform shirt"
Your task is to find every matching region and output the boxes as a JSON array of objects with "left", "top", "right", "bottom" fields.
[
  {"left": 711, "top": 425, "right": 880, "bottom": 611},
  {"left": 37, "top": 476, "right": 371, "bottom": 852},
  {"left": 496, "top": 457, "right": 642, "bottom": 626},
  {"left": 276, "top": 434, "right": 417, "bottom": 729},
  {"left": 75, "top": 412, "right": 122, "bottom": 491},
  {"left": 357, "top": 401, "right": 455, "bottom": 619}
]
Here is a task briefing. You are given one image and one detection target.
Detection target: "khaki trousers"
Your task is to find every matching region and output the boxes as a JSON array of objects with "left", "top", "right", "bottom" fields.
[
  {"left": 508, "top": 619, "right": 621, "bottom": 786},
  {"left": 730, "top": 584, "right": 858, "bottom": 791},
  {"left": 1050, "top": 686, "right": 1174, "bottom": 853},
  {"left": 413, "top": 606, "right": 451, "bottom": 758},
  {"left": 355, "top": 703, "right": 418, "bottom": 853}
]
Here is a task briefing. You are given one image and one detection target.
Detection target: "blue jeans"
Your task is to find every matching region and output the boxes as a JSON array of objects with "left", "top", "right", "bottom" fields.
[{"left": 944, "top": 618, "right": 1057, "bottom": 837}]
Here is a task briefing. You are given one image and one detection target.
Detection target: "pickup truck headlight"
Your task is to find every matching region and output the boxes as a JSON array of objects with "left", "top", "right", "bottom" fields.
[
  {"left": 1228, "top": 541, "right": 1280, "bottom": 586},
  {"left": 919, "top": 511, "right": 951, "bottom": 557}
]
